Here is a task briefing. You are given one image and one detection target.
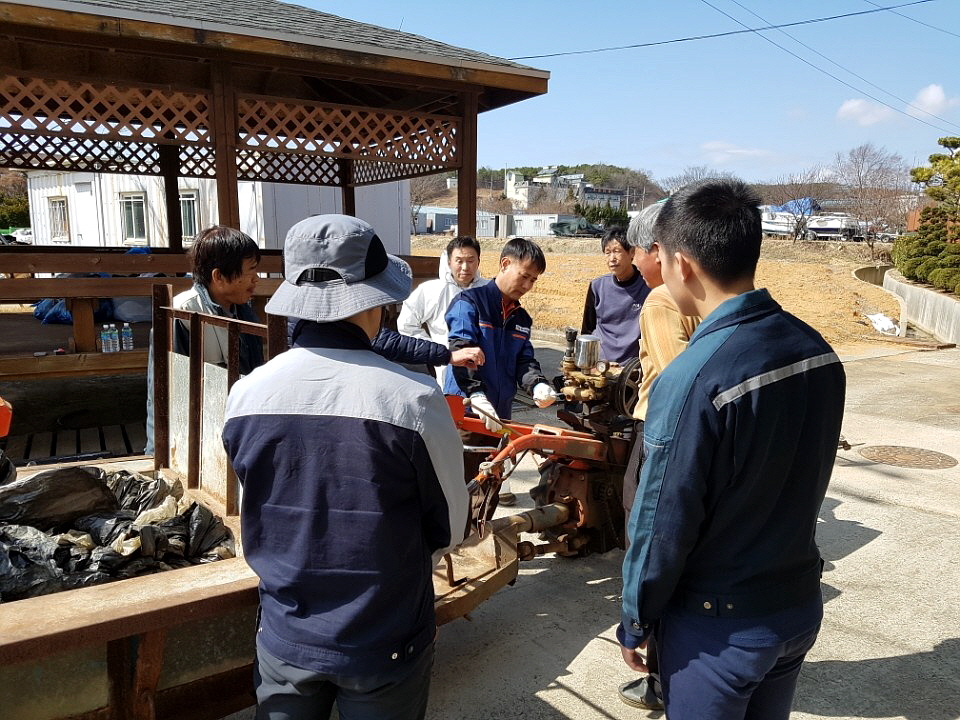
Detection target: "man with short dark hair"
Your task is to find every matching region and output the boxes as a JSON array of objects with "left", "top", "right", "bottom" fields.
[
  {"left": 173, "top": 225, "right": 263, "bottom": 371},
  {"left": 399, "top": 235, "right": 487, "bottom": 384},
  {"left": 145, "top": 225, "right": 262, "bottom": 454},
  {"left": 581, "top": 226, "right": 650, "bottom": 364},
  {"left": 224, "top": 214, "right": 468, "bottom": 720},
  {"left": 444, "top": 237, "right": 557, "bottom": 504},
  {"left": 618, "top": 179, "right": 845, "bottom": 720}
]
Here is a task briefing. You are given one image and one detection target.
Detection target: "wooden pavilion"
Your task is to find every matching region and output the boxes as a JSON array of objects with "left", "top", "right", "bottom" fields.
[{"left": 0, "top": 0, "right": 548, "bottom": 247}]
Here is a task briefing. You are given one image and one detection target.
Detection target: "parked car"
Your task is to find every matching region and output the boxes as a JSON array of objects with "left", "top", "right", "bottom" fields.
[{"left": 9, "top": 227, "right": 32, "bottom": 243}]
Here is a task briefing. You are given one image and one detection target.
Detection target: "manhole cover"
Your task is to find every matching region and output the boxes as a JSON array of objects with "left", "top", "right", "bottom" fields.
[{"left": 857, "top": 445, "right": 958, "bottom": 469}]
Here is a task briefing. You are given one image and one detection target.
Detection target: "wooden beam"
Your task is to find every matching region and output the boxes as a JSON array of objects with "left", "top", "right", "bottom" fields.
[
  {"left": 0, "top": 249, "right": 283, "bottom": 274},
  {"left": 340, "top": 159, "right": 356, "bottom": 216},
  {"left": 0, "top": 350, "right": 149, "bottom": 380},
  {"left": 158, "top": 144, "right": 184, "bottom": 251},
  {"left": 0, "top": 277, "right": 194, "bottom": 300},
  {"left": 66, "top": 297, "right": 98, "bottom": 352},
  {"left": 211, "top": 61, "right": 241, "bottom": 230},
  {"left": 457, "top": 93, "right": 479, "bottom": 237},
  {"left": 0, "top": 277, "right": 282, "bottom": 300},
  {"left": 0, "top": 558, "right": 258, "bottom": 666}
]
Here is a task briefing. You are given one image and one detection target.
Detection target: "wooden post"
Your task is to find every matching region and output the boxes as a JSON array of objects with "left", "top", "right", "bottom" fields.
[
  {"left": 340, "top": 159, "right": 356, "bottom": 217},
  {"left": 457, "top": 93, "right": 479, "bottom": 237},
  {"left": 66, "top": 298, "right": 97, "bottom": 352},
  {"left": 211, "top": 62, "right": 241, "bottom": 230},
  {"left": 158, "top": 144, "right": 183, "bottom": 251}
]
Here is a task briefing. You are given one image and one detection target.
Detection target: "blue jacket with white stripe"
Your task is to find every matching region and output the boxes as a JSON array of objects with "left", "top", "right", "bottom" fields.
[
  {"left": 619, "top": 289, "right": 845, "bottom": 646},
  {"left": 223, "top": 321, "right": 468, "bottom": 675},
  {"left": 443, "top": 280, "right": 546, "bottom": 420}
]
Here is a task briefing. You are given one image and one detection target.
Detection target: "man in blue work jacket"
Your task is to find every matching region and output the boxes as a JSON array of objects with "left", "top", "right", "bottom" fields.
[
  {"left": 618, "top": 178, "right": 846, "bottom": 720},
  {"left": 444, "top": 237, "right": 557, "bottom": 505}
]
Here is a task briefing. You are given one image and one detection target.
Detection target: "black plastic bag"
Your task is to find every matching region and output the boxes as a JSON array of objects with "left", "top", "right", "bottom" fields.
[
  {"left": 73, "top": 510, "right": 136, "bottom": 546},
  {"left": 105, "top": 470, "right": 181, "bottom": 515},
  {"left": 0, "top": 539, "right": 62, "bottom": 601},
  {"left": 138, "top": 524, "right": 169, "bottom": 560},
  {"left": 0, "top": 466, "right": 118, "bottom": 529},
  {"left": 185, "top": 503, "right": 231, "bottom": 558},
  {"left": 0, "top": 450, "right": 15, "bottom": 487}
]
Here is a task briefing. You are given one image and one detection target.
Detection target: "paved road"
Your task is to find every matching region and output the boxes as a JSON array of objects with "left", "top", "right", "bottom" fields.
[{"left": 228, "top": 343, "right": 960, "bottom": 720}]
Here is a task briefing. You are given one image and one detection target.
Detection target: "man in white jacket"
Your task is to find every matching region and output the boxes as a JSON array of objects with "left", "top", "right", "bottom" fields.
[{"left": 398, "top": 235, "right": 487, "bottom": 386}]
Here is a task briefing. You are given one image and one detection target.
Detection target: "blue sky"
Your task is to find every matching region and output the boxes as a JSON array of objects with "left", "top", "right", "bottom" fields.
[{"left": 296, "top": 1, "right": 960, "bottom": 186}]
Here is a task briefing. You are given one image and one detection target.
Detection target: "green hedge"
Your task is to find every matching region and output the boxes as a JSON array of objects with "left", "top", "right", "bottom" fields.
[{"left": 893, "top": 206, "right": 960, "bottom": 295}]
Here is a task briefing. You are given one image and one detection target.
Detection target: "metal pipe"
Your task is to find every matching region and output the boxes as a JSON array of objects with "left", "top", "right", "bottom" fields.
[{"left": 487, "top": 502, "right": 570, "bottom": 536}]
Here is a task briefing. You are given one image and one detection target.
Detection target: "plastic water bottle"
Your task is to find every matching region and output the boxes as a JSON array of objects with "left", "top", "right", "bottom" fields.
[
  {"left": 120, "top": 323, "right": 134, "bottom": 351},
  {"left": 100, "top": 324, "right": 111, "bottom": 353},
  {"left": 108, "top": 324, "right": 120, "bottom": 353}
]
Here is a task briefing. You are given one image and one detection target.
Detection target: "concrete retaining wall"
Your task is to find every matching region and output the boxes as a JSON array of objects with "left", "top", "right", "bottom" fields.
[
  {"left": 883, "top": 269, "right": 960, "bottom": 344},
  {"left": 853, "top": 265, "right": 893, "bottom": 286}
]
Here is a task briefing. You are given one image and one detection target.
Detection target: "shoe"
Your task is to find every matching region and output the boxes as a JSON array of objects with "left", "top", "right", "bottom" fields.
[
  {"left": 498, "top": 492, "right": 517, "bottom": 507},
  {"left": 618, "top": 675, "right": 663, "bottom": 710}
]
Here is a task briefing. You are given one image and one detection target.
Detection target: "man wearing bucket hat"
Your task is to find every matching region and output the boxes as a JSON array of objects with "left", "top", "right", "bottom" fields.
[{"left": 223, "top": 214, "right": 469, "bottom": 720}]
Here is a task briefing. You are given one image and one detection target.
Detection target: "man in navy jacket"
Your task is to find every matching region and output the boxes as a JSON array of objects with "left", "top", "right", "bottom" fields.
[
  {"left": 224, "top": 215, "right": 468, "bottom": 720},
  {"left": 444, "top": 237, "right": 557, "bottom": 504},
  {"left": 618, "top": 179, "right": 845, "bottom": 720}
]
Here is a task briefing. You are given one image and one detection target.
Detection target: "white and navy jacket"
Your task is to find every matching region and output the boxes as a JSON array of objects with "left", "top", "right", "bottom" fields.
[
  {"left": 223, "top": 321, "right": 468, "bottom": 675},
  {"left": 619, "top": 289, "right": 845, "bottom": 647}
]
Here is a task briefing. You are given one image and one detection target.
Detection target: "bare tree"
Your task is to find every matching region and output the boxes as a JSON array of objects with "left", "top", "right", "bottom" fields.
[
  {"left": 834, "top": 143, "right": 910, "bottom": 257},
  {"left": 765, "top": 166, "right": 826, "bottom": 243},
  {"left": 409, "top": 174, "right": 449, "bottom": 233},
  {"left": 484, "top": 194, "right": 514, "bottom": 215},
  {"left": 659, "top": 165, "right": 735, "bottom": 195}
]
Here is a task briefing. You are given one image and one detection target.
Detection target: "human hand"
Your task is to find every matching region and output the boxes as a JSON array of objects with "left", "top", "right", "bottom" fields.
[
  {"left": 469, "top": 393, "right": 503, "bottom": 433},
  {"left": 532, "top": 382, "right": 558, "bottom": 408},
  {"left": 620, "top": 639, "right": 649, "bottom": 673},
  {"left": 450, "top": 347, "right": 485, "bottom": 369}
]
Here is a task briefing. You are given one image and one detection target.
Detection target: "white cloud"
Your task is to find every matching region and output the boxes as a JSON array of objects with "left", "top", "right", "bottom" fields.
[
  {"left": 907, "top": 83, "right": 960, "bottom": 119},
  {"left": 700, "top": 141, "right": 768, "bottom": 166},
  {"left": 836, "top": 98, "right": 895, "bottom": 126}
]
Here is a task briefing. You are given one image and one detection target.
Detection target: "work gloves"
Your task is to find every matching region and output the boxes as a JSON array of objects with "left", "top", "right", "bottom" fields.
[
  {"left": 469, "top": 393, "right": 503, "bottom": 433},
  {"left": 533, "top": 383, "right": 558, "bottom": 408}
]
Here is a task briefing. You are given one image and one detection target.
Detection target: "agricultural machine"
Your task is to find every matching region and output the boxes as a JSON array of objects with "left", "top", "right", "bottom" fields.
[{"left": 434, "top": 328, "right": 642, "bottom": 620}]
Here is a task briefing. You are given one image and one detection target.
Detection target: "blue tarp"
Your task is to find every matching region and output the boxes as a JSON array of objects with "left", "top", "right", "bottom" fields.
[{"left": 771, "top": 197, "right": 821, "bottom": 216}]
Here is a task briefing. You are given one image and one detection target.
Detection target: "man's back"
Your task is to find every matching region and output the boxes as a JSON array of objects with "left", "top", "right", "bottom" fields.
[
  {"left": 224, "top": 321, "right": 465, "bottom": 677},
  {"left": 629, "top": 289, "right": 845, "bottom": 618}
]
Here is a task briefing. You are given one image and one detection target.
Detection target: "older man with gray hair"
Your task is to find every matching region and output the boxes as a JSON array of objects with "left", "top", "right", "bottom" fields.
[{"left": 617, "top": 201, "right": 701, "bottom": 711}]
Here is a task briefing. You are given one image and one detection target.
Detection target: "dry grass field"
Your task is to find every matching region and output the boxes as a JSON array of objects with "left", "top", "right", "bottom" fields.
[{"left": 411, "top": 236, "right": 902, "bottom": 349}]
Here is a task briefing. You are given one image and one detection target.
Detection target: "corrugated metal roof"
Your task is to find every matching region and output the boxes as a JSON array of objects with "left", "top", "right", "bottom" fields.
[{"left": 37, "top": 0, "right": 542, "bottom": 75}]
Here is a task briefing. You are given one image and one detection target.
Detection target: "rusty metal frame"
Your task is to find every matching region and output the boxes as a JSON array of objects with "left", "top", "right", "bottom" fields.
[{"left": 151, "top": 285, "right": 287, "bottom": 513}]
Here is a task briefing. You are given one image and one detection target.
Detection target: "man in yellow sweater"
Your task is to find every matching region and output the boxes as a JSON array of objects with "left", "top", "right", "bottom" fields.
[{"left": 618, "top": 201, "right": 701, "bottom": 710}]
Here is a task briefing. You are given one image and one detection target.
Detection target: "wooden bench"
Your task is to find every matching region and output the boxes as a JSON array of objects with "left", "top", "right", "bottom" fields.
[{"left": 0, "top": 247, "right": 438, "bottom": 380}]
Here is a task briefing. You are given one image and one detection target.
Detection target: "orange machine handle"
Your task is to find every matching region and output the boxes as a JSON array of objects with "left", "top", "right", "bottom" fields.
[{"left": 0, "top": 397, "right": 11, "bottom": 438}]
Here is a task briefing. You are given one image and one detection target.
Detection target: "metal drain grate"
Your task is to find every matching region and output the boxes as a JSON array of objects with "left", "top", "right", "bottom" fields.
[{"left": 857, "top": 445, "right": 958, "bottom": 470}]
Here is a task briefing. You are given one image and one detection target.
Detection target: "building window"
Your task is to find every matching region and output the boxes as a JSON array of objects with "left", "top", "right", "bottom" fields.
[
  {"left": 534, "top": 219, "right": 543, "bottom": 231},
  {"left": 180, "top": 190, "right": 199, "bottom": 243},
  {"left": 48, "top": 197, "right": 70, "bottom": 243},
  {"left": 515, "top": 220, "right": 523, "bottom": 233},
  {"left": 120, "top": 194, "right": 147, "bottom": 244}
]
